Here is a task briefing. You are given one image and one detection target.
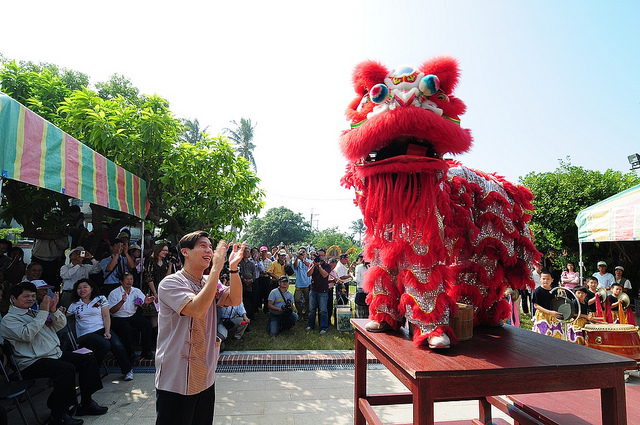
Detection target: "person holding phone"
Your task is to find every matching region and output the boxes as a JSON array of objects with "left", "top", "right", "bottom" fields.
[{"left": 60, "top": 246, "right": 102, "bottom": 308}]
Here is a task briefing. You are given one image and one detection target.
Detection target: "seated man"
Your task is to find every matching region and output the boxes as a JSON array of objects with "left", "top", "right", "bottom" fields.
[
  {"left": 217, "top": 278, "right": 250, "bottom": 343},
  {"left": 0, "top": 282, "right": 108, "bottom": 425},
  {"left": 108, "top": 272, "right": 155, "bottom": 361},
  {"left": 267, "top": 275, "right": 298, "bottom": 335}
]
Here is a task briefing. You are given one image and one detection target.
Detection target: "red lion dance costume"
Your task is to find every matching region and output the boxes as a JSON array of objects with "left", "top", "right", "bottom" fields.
[{"left": 340, "top": 56, "right": 540, "bottom": 349}]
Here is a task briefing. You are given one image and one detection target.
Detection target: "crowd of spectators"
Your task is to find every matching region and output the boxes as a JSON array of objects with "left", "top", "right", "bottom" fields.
[{"left": 0, "top": 226, "right": 371, "bottom": 424}]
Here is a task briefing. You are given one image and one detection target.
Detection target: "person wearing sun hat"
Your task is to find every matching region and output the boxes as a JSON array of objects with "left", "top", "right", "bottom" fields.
[
  {"left": 613, "top": 265, "right": 632, "bottom": 294},
  {"left": 60, "top": 246, "right": 102, "bottom": 308},
  {"left": 592, "top": 261, "right": 615, "bottom": 293}
]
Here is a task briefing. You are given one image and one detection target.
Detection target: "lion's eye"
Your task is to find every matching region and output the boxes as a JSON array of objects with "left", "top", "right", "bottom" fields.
[
  {"left": 437, "top": 93, "right": 448, "bottom": 101},
  {"left": 419, "top": 74, "right": 440, "bottom": 96},
  {"left": 370, "top": 84, "right": 389, "bottom": 104}
]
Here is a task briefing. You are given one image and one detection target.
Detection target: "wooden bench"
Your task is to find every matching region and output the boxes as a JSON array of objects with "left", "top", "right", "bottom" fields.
[{"left": 487, "top": 386, "right": 640, "bottom": 425}]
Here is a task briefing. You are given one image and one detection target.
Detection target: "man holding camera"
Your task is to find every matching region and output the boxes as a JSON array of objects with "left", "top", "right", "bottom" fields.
[
  {"left": 293, "top": 247, "right": 312, "bottom": 321},
  {"left": 306, "top": 248, "right": 332, "bottom": 334},
  {"left": 60, "top": 246, "right": 102, "bottom": 308},
  {"left": 267, "top": 275, "right": 297, "bottom": 335},
  {"left": 99, "top": 238, "right": 134, "bottom": 296}
]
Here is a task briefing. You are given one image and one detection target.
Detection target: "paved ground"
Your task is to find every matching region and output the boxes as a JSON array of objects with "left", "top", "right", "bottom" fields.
[
  {"left": 6, "top": 350, "right": 519, "bottom": 425},
  {"left": 8, "top": 351, "right": 640, "bottom": 425}
]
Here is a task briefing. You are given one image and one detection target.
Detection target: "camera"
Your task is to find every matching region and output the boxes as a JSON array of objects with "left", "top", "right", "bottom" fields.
[
  {"left": 314, "top": 257, "right": 323, "bottom": 263},
  {"left": 281, "top": 302, "right": 293, "bottom": 315},
  {"left": 170, "top": 256, "right": 179, "bottom": 264}
]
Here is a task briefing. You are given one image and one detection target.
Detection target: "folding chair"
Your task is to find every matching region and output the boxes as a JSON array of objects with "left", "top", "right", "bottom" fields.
[
  {"left": 0, "top": 341, "right": 45, "bottom": 425},
  {"left": 63, "top": 316, "right": 109, "bottom": 378}
]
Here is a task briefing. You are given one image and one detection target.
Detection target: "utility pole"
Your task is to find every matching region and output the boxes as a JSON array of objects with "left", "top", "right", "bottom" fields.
[{"left": 310, "top": 209, "right": 319, "bottom": 231}]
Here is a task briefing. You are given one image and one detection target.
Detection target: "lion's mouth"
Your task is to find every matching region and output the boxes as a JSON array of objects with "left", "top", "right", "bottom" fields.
[{"left": 365, "top": 136, "right": 442, "bottom": 163}]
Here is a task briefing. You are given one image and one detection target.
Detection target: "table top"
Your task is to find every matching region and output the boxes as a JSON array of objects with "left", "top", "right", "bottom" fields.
[{"left": 352, "top": 319, "right": 637, "bottom": 381}]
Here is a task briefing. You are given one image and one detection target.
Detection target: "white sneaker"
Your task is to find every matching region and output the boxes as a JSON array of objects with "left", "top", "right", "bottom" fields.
[
  {"left": 124, "top": 370, "right": 134, "bottom": 381},
  {"left": 319, "top": 330, "right": 327, "bottom": 335}
]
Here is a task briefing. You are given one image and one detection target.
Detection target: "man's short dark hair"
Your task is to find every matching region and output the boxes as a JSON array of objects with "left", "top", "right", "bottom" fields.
[
  {"left": 178, "top": 230, "right": 210, "bottom": 263},
  {"left": 540, "top": 268, "right": 552, "bottom": 277},
  {"left": 69, "top": 205, "right": 81, "bottom": 213},
  {"left": 26, "top": 262, "right": 43, "bottom": 271},
  {"left": 0, "top": 239, "right": 12, "bottom": 250},
  {"left": 588, "top": 276, "right": 598, "bottom": 283},
  {"left": 10, "top": 281, "right": 37, "bottom": 299},
  {"left": 317, "top": 248, "right": 326, "bottom": 254}
]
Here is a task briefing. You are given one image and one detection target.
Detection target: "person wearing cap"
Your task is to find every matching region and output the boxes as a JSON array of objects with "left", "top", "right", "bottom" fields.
[
  {"left": 128, "top": 243, "right": 143, "bottom": 288},
  {"left": 266, "top": 249, "right": 289, "bottom": 290},
  {"left": 334, "top": 254, "right": 352, "bottom": 304},
  {"left": 613, "top": 266, "right": 632, "bottom": 294},
  {"left": 0, "top": 281, "right": 108, "bottom": 425},
  {"left": 99, "top": 238, "right": 134, "bottom": 295},
  {"left": 267, "top": 275, "right": 297, "bottom": 335},
  {"left": 257, "top": 246, "right": 273, "bottom": 314},
  {"left": 60, "top": 247, "right": 102, "bottom": 308},
  {"left": 30, "top": 280, "right": 56, "bottom": 310},
  {"left": 592, "top": 261, "right": 615, "bottom": 292}
]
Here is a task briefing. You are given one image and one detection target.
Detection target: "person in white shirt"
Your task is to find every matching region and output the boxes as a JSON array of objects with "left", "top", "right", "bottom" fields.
[
  {"left": 107, "top": 272, "right": 156, "bottom": 361},
  {"left": 334, "top": 254, "right": 352, "bottom": 305},
  {"left": 592, "top": 261, "right": 615, "bottom": 293},
  {"left": 60, "top": 246, "right": 102, "bottom": 308},
  {"left": 67, "top": 278, "right": 133, "bottom": 381}
]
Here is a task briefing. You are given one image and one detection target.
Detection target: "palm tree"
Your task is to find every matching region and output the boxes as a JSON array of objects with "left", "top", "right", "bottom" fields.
[
  {"left": 224, "top": 118, "right": 257, "bottom": 171},
  {"left": 180, "top": 118, "right": 208, "bottom": 144},
  {"left": 350, "top": 218, "right": 365, "bottom": 246}
]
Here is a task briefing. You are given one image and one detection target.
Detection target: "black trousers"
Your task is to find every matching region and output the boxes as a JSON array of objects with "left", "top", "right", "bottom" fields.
[
  {"left": 156, "top": 384, "right": 215, "bottom": 425},
  {"left": 111, "top": 310, "right": 155, "bottom": 356},
  {"left": 21, "top": 352, "right": 103, "bottom": 418}
]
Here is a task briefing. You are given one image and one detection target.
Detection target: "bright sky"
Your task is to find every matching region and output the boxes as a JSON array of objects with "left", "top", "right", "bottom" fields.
[{"left": 2, "top": 1, "right": 639, "bottom": 234}]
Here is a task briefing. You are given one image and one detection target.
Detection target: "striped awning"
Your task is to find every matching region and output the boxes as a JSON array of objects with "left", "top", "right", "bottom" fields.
[
  {"left": 0, "top": 93, "right": 147, "bottom": 218},
  {"left": 575, "top": 183, "right": 640, "bottom": 243}
]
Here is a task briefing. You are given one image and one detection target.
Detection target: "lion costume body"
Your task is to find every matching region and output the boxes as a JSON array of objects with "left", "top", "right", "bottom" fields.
[{"left": 340, "top": 57, "right": 540, "bottom": 347}]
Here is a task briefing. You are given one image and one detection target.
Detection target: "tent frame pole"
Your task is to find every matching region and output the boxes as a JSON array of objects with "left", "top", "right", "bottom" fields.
[{"left": 578, "top": 241, "right": 584, "bottom": 284}]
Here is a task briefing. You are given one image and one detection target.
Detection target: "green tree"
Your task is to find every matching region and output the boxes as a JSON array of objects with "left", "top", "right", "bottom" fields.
[
  {"left": 311, "top": 227, "right": 357, "bottom": 253},
  {"left": 242, "top": 207, "right": 311, "bottom": 248},
  {"left": 0, "top": 59, "right": 264, "bottom": 240},
  {"left": 159, "top": 137, "right": 264, "bottom": 240},
  {"left": 224, "top": 118, "right": 257, "bottom": 171},
  {"left": 180, "top": 118, "right": 209, "bottom": 144},
  {"left": 521, "top": 157, "right": 640, "bottom": 257},
  {"left": 349, "top": 218, "right": 365, "bottom": 246},
  {"left": 95, "top": 73, "right": 141, "bottom": 104}
]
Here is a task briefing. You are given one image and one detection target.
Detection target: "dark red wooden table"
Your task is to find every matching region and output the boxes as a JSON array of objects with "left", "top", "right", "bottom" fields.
[{"left": 352, "top": 319, "right": 636, "bottom": 425}]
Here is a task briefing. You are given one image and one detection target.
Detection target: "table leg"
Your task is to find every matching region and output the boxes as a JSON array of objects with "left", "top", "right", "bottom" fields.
[
  {"left": 478, "top": 397, "right": 492, "bottom": 424},
  {"left": 601, "top": 371, "right": 627, "bottom": 425},
  {"left": 414, "top": 379, "right": 434, "bottom": 425},
  {"left": 354, "top": 332, "right": 367, "bottom": 425}
]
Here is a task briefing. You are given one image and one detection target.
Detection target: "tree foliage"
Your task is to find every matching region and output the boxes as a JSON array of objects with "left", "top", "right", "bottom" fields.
[
  {"left": 311, "top": 227, "right": 358, "bottom": 253},
  {"left": 349, "top": 218, "right": 365, "bottom": 246},
  {"left": 242, "top": 207, "right": 311, "bottom": 248},
  {"left": 0, "top": 59, "right": 264, "bottom": 240},
  {"left": 224, "top": 118, "right": 257, "bottom": 171},
  {"left": 521, "top": 157, "right": 640, "bottom": 258},
  {"left": 180, "top": 118, "right": 209, "bottom": 145}
]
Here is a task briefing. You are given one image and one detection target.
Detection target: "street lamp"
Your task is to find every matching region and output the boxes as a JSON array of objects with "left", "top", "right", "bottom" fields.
[{"left": 628, "top": 153, "right": 640, "bottom": 170}]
